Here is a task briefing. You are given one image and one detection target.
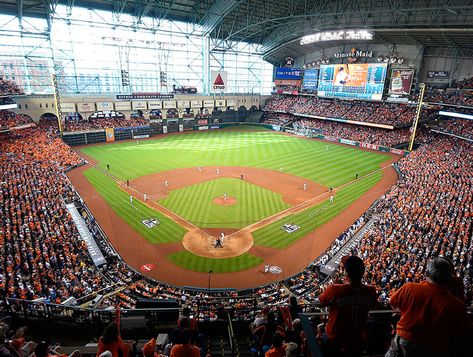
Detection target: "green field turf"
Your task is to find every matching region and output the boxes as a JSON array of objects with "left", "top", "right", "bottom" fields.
[
  {"left": 83, "top": 168, "right": 186, "bottom": 244},
  {"left": 80, "top": 129, "right": 392, "bottom": 273},
  {"left": 167, "top": 251, "right": 263, "bottom": 273},
  {"left": 159, "top": 178, "right": 290, "bottom": 228},
  {"left": 81, "top": 129, "right": 389, "bottom": 187},
  {"left": 252, "top": 171, "right": 382, "bottom": 248}
]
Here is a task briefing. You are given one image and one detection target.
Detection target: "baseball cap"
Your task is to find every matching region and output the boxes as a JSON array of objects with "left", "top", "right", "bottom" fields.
[{"left": 341, "top": 255, "right": 365, "bottom": 279}]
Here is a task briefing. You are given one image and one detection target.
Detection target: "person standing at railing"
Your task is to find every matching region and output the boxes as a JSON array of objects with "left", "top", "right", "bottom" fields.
[
  {"left": 385, "top": 257, "right": 473, "bottom": 357},
  {"left": 319, "top": 255, "right": 377, "bottom": 357}
]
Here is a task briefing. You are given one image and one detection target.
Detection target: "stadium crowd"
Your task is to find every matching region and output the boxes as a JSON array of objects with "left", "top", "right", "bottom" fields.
[
  {"left": 0, "top": 79, "right": 24, "bottom": 96},
  {"left": 264, "top": 96, "right": 420, "bottom": 126},
  {"left": 1, "top": 108, "right": 472, "bottom": 357},
  {"left": 0, "top": 111, "right": 34, "bottom": 130},
  {"left": 429, "top": 118, "right": 473, "bottom": 140},
  {"left": 291, "top": 119, "right": 411, "bottom": 147}
]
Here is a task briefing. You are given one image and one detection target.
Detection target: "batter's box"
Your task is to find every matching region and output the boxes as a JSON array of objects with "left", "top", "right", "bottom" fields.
[{"left": 142, "top": 218, "right": 160, "bottom": 228}]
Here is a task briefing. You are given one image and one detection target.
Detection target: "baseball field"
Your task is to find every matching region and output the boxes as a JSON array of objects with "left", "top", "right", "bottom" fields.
[{"left": 68, "top": 127, "right": 398, "bottom": 288}]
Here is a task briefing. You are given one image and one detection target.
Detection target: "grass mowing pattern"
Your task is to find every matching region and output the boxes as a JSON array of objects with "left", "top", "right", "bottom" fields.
[
  {"left": 83, "top": 168, "right": 186, "bottom": 244},
  {"left": 167, "top": 251, "right": 263, "bottom": 273},
  {"left": 160, "top": 178, "right": 290, "bottom": 228},
  {"left": 252, "top": 172, "right": 382, "bottom": 248},
  {"left": 81, "top": 130, "right": 389, "bottom": 187}
]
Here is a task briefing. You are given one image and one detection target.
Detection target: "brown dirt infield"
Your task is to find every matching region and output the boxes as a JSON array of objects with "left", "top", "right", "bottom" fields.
[
  {"left": 213, "top": 196, "right": 237, "bottom": 206},
  {"left": 69, "top": 141, "right": 400, "bottom": 289}
]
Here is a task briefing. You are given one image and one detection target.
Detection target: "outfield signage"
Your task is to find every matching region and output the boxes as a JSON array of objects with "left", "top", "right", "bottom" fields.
[
  {"left": 96, "top": 102, "right": 113, "bottom": 111},
  {"left": 275, "top": 67, "right": 302, "bottom": 79},
  {"left": 116, "top": 93, "right": 174, "bottom": 100},
  {"left": 61, "top": 103, "right": 76, "bottom": 112},
  {"left": 114, "top": 102, "right": 131, "bottom": 111},
  {"left": 132, "top": 101, "right": 147, "bottom": 110},
  {"left": 216, "top": 99, "right": 226, "bottom": 107},
  {"left": 389, "top": 69, "right": 414, "bottom": 95},
  {"left": 427, "top": 71, "right": 449, "bottom": 78},
  {"left": 227, "top": 99, "right": 237, "bottom": 107},
  {"left": 204, "top": 99, "right": 214, "bottom": 107},
  {"left": 340, "top": 138, "right": 357, "bottom": 146},
  {"left": 148, "top": 101, "right": 163, "bottom": 109},
  {"left": 191, "top": 100, "right": 202, "bottom": 108},
  {"left": 78, "top": 102, "right": 95, "bottom": 112},
  {"left": 163, "top": 100, "right": 176, "bottom": 109},
  {"left": 177, "top": 100, "right": 190, "bottom": 108},
  {"left": 211, "top": 71, "right": 227, "bottom": 93}
]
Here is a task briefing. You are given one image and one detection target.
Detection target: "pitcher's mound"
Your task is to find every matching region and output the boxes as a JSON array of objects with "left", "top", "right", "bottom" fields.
[{"left": 213, "top": 196, "right": 236, "bottom": 206}]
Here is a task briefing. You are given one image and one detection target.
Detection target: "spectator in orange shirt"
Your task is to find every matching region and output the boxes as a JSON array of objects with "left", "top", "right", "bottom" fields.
[
  {"left": 319, "top": 255, "right": 377, "bottom": 357},
  {"left": 169, "top": 329, "right": 199, "bottom": 357},
  {"left": 96, "top": 322, "right": 130, "bottom": 357},
  {"left": 265, "top": 333, "right": 285, "bottom": 357},
  {"left": 386, "top": 257, "right": 473, "bottom": 357}
]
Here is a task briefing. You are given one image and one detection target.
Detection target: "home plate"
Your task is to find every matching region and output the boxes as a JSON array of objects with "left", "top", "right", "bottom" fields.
[{"left": 140, "top": 263, "right": 155, "bottom": 272}]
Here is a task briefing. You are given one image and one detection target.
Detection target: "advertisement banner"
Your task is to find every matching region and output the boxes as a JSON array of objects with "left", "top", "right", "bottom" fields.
[
  {"left": 148, "top": 101, "right": 162, "bottom": 109},
  {"left": 340, "top": 138, "right": 357, "bottom": 146},
  {"left": 226, "top": 99, "right": 237, "bottom": 107},
  {"left": 275, "top": 67, "right": 302, "bottom": 80},
  {"left": 132, "top": 101, "right": 147, "bottom": 110},
  {"left": 198, "top": 126, "right": 209, "bottom": 130},
  {"left": 96, "top": 102, "right": 113, "bottom": 111},
  {"left": 78, "top": 102, "right": 95, "bottom": 112},
  {"left": 210, "top": 71, "right": 227, "bottom": 93},
  {"left": 116, "top": 93, "right": 174, "bottom": 100},
  {"left": 360, "top": 142, "right": 379, "bottom": 150},
  {"left": 203, "top": 99, "right": 214, "bottom": 107},
  {"left": 163, "top": 100, "right": 176, "bottom": 109},
  {"left": 318, "top": 63, "right": 387, "bottom": 100},
  {"left": 274, "top": 79, "right": 302, "bottom": 86},
  {"left": 302, "top": 69, "right": 319, "bottom": 90},
  {"left": 105, "top": 128, "right": 115, "bottom": 142},
  {"left": 114, "top": 102, "right": 131, "bottom": 111},
  {"left": 389, "top": 69, "right": 414, "bottom": 95},
  {"left": 191, "top": 100, "right": 202, "bottom": 108},
  {"left": 177, "top": 100, "right": 190, "bottom": 108},
  {"left": 61, "top": 103, "right": 76, "bottom": 112},
  {"left": 427, "top": 71, "right": 449, "bottom": 78},
  {"left": 215, "top": 99, "right": 226, "bottom": 107}
]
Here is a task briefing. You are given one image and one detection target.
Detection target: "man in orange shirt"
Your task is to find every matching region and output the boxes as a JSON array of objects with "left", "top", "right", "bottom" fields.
[
  {"left": 386, "top": 257, "right": 473, "bottom": 357},
  {"left": 170, "top": 329, "right": 200, "bottom": 357},
  {"left": 319, "top": 255, "right": 377, "bottom": 357}
]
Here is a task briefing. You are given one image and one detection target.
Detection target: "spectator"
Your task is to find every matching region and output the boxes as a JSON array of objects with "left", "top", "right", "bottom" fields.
[
  {"left": 386, "top": 257, "right": 473, "bottom": 357},
  {"left": 265, "top": 333, "right": 285, "bottom": 357},
  {"left": 96, "top": 323, "right": 130, "bottom": 357},
  {"left": 169, "top": 329, "right": 199, "bottom": 357},
  {"left": 319, "top": 255, "right": 377, "bottom": 357}
]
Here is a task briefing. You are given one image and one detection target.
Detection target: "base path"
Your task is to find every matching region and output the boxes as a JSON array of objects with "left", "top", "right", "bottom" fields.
[
  {"left": 130, "top": 166, "right": 326, "bottom": 206},
  {"left": 69, "top": 153, "right": 399, "bottom": 289}
]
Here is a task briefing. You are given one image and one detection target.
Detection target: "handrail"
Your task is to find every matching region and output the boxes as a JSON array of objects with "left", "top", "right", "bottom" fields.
[{"left": 227, "top": 313, "right": 236, "bottom": 357}]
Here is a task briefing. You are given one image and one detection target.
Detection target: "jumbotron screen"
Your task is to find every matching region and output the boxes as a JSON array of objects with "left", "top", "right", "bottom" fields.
[{"left": 318, "top": 63, "right": 388, "bottom": 101}]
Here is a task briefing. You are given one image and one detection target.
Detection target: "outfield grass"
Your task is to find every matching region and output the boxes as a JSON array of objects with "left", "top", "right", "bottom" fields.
[
  {"left": 167, "top": 251, "right": 263, "bottom": 272},
  {"left": 252, "top": 171, "right": 382, "bottom": 248},
  {"left": 159, "top": 178, "right": 290, "bottom": 228},
  {"left": 81, "top": 130, "right": 389, "bottom": 187},
  {"left": 83, "top": 168, "right": 187, "bottom": 244}
]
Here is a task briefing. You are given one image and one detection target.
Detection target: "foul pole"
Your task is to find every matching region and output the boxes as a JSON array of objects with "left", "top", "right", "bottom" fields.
[
  {"left": 408, "top": 83, "right": 425, "bottom": 151},
  {"left": 51, "top": 74, "right": 63, "bottom": 132}
]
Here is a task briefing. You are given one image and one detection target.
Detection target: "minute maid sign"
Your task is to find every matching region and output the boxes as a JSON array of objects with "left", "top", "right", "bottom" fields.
[{"left": 334, "top": 47, "right": 373, "bottom": 62}]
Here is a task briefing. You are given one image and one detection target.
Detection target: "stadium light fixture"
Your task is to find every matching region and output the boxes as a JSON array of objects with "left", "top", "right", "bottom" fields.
[{"left": 300, "top": 30, "right": 373, "bottom": 45}]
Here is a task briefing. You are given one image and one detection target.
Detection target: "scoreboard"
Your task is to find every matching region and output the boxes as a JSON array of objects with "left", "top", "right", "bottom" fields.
[{"left": 318, "top": 63, "right": 388, "bottom": 100}]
